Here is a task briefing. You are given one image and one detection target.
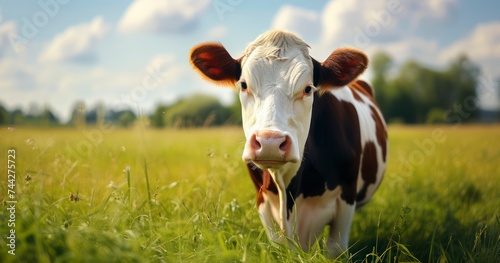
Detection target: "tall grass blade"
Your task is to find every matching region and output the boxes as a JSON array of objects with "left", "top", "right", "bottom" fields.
[
  {"left": 143, "top": 159, "right": 152, "bottom": 206},
  {"left": 125, "top": 166, "right": 131, "bottom": 211}
]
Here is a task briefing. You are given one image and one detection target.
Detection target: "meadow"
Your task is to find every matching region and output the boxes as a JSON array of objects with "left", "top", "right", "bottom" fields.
[{"left": 0, "top": 125, "right": 498, "bottom": 262}]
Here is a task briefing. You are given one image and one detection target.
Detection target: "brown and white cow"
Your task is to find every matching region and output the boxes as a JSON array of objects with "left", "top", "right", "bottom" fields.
[{"left": 189, "top": 30, "right": 387, "bottom": 257}]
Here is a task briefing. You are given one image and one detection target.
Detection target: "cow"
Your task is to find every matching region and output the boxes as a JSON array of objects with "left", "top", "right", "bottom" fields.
[{"left": 189, "top": 30, "right": 387, "bottom": 257}]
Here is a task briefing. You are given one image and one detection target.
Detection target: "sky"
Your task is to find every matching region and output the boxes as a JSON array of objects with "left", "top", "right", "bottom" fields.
[{"left": 0, "top": 0, "right": 499, "bottom": 122}]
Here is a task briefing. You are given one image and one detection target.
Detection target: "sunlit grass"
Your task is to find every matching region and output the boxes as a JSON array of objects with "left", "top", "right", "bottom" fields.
[{"left": 0, "top": 125, "right": 498, "bottom": 262}]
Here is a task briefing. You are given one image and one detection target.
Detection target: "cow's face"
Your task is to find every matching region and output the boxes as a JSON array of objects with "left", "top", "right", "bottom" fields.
[
  {"left": 236, "top": 43, "right": 314, "bottom": 168},
  {"left": 190, "top": 30, "right": 367, "bottom": 172}
]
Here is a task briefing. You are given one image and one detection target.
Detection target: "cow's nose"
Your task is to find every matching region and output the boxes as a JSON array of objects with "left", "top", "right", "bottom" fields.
[{"left": 247, "top": 130, "right": 292, "bottom": 163}]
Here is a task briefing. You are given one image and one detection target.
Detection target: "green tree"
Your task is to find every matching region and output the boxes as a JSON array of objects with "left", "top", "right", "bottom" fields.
[
  {"left": 10, "top": 109, "right": 26, "bottom": 124},
  {"left": 226, "top": 92, "right": 242, "bottom": 125},
  {"left": 69, "top": 101, "right": 86, "bottom": 127},
  {"left": 443, "top": 55, "right": 479, "bottom": 116},
  {"left": 371, "top": 51, "right": 393, "bottom": 116},
  {"left": 150, "top": 104, "right": 169, "bottom": 128},
  {"left": 41, "top": 106, "right": 60, "bottom": 126},
  {"left": 370, "top": 52, "right": 480, "bottom": 124},
  {"left": 117, "top": 110, "right": 136, "bottom": 127},
  {"left": 0, "top": 104, "right": 9, "bottom": 125},
  {"left": 163, "top": 95, "right": 232, "bottom": 128}
]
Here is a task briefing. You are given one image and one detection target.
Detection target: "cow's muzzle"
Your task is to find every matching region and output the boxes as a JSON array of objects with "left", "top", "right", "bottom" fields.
[{"left": 242, "top": 130, "right": 298, "bottom": 167}]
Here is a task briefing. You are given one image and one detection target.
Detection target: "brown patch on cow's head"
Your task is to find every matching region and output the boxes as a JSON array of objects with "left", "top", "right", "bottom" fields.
[
  {"left": 312, "top": 47, "right": 368, "bottom": 91},
  {"left": 189, "top": 42, "right": 242, "bottom": 87},
  {"left": 369, "top": 105, "right": 387, "bottom": 162}
]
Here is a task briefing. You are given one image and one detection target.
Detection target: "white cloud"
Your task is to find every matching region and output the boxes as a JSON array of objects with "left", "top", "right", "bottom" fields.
[
  {"left": 271, "top": 5, "right": 321, "bottom": 42},
  {"left": 39, "top": 16, "right": 110, "bottom": 63},
  {"left": 440, "top": 22, "right": 500, "bottom": 62},
  {"left": 55, "top": 53, "right": 187, "bottom": 116},
  {"left": 317, "top": 0, "right": 394, "bottom": 51},
  {"left": 300, "top": 0, "right": 459, "bottom": 58},
  {"left": 0, "top": 58, "right": 68, "bottom": 120},
  {"left": 118, "top": 0, "right": 211, "bottom": 34},
  {"left": 207, "top": 25, "right": 228, "bottom": 39},
  {"left": 1, "top": 47, "right": 189, "bottom": 120},
  {"left": 0, "top": 58, "right": 36, "bottom": 90},
  {"left": 145, "top": 54, "right": 185, "bottom": 87},
  {"left": 413, "top": 0, "right": 457, "bottom": 21},
  {"left": 58, "top": 68, "right": 137, "bottom": 93}
]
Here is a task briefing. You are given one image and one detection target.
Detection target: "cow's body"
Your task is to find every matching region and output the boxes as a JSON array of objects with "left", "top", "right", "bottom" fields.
[
  {"left": 248, "top": 80, "right": 387, "bottom": 252},
  {"left": 189, "top": 30, "right": 387, "bottom": 257}
]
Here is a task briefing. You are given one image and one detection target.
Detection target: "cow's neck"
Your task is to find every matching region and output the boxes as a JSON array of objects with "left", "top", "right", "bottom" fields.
[{"left": 266, "top": 161, "right": 301, "bottom": 190}]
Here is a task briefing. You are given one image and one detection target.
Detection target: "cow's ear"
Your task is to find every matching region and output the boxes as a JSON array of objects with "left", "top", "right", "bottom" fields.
[
  {"left": 189, "top": 42, "right": 241, "bottom": 87},
  {"left": 312, "top": 47, "right": 368, "bottom": 89}
]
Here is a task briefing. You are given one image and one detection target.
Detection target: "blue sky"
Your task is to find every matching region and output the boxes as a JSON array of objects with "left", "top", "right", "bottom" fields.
[{"left": 1, "top": 0, "right": 499, "bottom": 121}]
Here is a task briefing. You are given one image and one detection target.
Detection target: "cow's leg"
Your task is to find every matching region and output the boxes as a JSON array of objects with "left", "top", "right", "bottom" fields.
[
  {"left": 327, "top": 199, "right": 356, "bottom": 258},
  {"left": 257, "top": 198, "right": 281, "bottom": 243}
]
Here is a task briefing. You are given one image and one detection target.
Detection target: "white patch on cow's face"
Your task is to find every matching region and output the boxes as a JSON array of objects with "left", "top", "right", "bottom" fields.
[{"left": 239, "top": 45, "right": 316, "bottom": 170}]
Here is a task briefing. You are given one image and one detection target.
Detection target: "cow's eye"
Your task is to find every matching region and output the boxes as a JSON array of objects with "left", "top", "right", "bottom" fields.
[
  {"left": 304, "top": 85, "right": 314, "bottom": 95},
  {"left": 240, "top": 81, "right": 247, "bottom": 91}
]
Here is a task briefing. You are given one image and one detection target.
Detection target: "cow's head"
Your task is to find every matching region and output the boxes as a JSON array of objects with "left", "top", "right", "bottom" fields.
[{"left": 190, "top": 30, "right": 367, "bottom": 173}]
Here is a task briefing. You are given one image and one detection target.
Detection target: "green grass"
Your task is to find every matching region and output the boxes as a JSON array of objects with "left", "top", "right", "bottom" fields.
[{"left": 0, "top": 125, "right": 499, "bottom": 262}]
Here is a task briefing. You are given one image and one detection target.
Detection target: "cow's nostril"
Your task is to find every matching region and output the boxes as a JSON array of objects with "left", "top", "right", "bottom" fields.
[
  {"left": 279, "top": 136, "right": 291, "bottom": 154},
  {"left": 279, "top": 141, "right": 286, "bottom": 150},
  {"left": 250, "top": 134, "right": 261, "bottom": 151}
]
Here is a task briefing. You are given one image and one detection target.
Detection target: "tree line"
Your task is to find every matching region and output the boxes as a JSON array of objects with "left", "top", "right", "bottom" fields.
[
  {"left": 149, "top": 94, "right": 242, "bottom": 128},
  {"left": 371, "top": 52, "right": 499, "bottom": 124},
  {"left": 0, "top": 95, "right": 242, "bottom": 128},
  {"left": 0, "top": 53, "right": 498, "bottom": 128},
  {"left": 0, "top": 102, "right": 138, "bottom": 128}
]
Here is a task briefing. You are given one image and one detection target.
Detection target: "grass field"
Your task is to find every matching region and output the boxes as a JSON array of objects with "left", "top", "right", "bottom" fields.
[{"left": 0, "top": 125, "right": 499, "bottom": 262}]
